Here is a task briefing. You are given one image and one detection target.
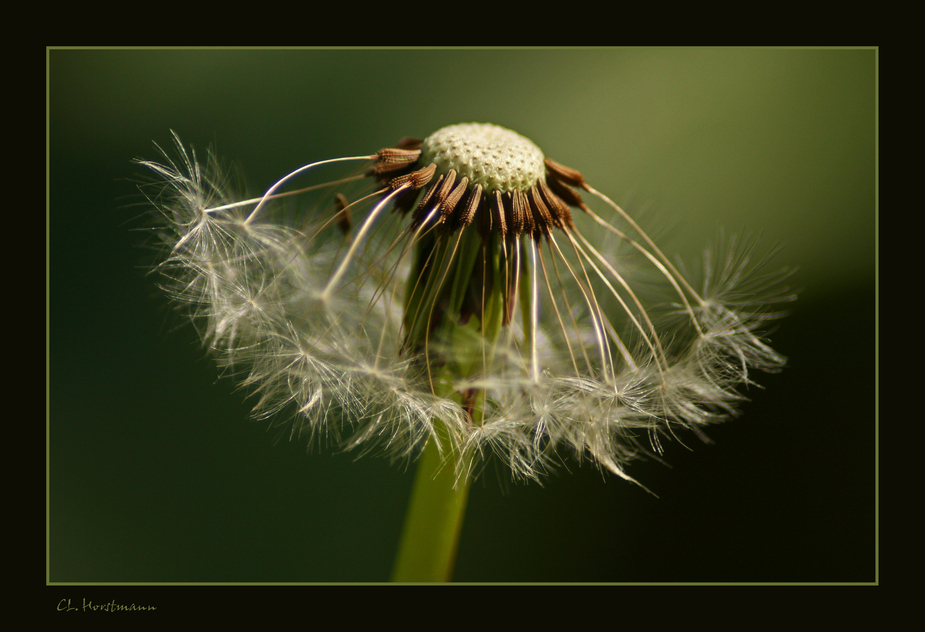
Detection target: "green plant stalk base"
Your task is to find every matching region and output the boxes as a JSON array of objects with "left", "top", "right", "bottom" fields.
[{"left": 391, "top": 435, "right": 472, "bottom": 583}]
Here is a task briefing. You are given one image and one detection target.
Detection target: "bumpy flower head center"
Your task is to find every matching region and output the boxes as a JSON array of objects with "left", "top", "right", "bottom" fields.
[{"left": 421, "top": 123, "right": 546, "bottom": 194}]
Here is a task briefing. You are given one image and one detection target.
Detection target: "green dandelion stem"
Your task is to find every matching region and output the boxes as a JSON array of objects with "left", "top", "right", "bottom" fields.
[
  {"left": 391, "top": 426, "right": 472, "bottom": 583},
  {"left": 391, "top": 230, "right": 505, "bottom": 583}
]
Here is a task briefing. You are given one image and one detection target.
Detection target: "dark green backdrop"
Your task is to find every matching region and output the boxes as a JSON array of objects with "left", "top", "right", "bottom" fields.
[{"left": 48, "top": 48, "right": 876, "bottom": 584}]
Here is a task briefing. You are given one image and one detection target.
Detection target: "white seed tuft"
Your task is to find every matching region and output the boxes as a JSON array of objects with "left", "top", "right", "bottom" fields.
[{"left": 139, "top": 128, "right": 793, "bottom": 488}]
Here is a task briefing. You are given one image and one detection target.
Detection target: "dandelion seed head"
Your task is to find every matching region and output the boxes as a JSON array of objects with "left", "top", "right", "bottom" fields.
[
  {"left": 421, "top": 123, "right": 546, "bottom": 194},
  {"left": 139, "top": 124, "right": 793, "bottom": 489}
]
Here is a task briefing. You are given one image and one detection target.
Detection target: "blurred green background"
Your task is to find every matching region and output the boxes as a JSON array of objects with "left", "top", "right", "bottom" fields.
[{"left": 49, "top": 48, "right": 875, "bottom": 583}]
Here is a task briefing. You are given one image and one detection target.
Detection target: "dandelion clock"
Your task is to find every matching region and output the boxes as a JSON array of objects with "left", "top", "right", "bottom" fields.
[{"left": 138, "top": 122, "right": 793, "bottom": 582}]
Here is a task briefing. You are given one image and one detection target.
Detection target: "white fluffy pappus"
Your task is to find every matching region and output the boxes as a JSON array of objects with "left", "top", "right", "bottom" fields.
[{"left": 137, "top": 124, "right": 793, "bottom": 488}]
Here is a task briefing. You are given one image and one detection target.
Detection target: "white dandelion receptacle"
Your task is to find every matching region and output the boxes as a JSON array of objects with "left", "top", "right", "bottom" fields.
[{"left": 140, "top": 122, "right": 792, "bottom": 487}]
